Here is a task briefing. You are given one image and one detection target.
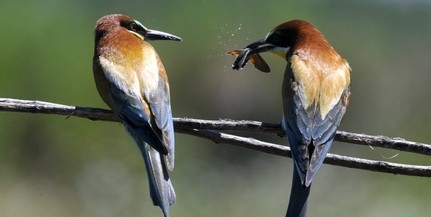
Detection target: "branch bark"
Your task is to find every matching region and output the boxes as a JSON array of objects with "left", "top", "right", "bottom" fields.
[{"left": 1, "top": 97, "right": 430, "bottom": 177}]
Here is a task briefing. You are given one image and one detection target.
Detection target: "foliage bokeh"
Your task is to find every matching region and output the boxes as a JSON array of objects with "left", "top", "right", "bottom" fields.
[{"left": 0, "top": 1, "right": 430, "bottom": 216}]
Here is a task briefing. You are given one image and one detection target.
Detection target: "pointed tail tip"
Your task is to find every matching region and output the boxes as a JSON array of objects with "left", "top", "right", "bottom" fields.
[
  {"left": 168, "top": 180, "right": 176, "bottom": 205},
  {"left": 156, "top": 201, "right": 173, "bottom": 217},
  {"left": 162, "top": 208, "right": 170, "bottom": 217},
  {"left": 158, "top": 180, "right": 176, "bottom": 217}
]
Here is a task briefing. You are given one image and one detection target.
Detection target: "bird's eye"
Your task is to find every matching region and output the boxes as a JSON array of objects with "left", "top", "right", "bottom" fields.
[{"left": 129, "top": 22, "right": 140, "bottom": 32}]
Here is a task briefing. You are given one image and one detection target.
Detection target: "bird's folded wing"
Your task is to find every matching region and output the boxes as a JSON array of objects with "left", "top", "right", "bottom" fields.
[{"left": 146, "top": 76, "right": 175, "bottom": 170}]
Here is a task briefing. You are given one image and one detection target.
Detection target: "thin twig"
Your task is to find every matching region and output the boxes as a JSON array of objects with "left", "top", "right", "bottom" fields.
[{"left": 1, "top": 97, "right": 430, "bottom": 177}]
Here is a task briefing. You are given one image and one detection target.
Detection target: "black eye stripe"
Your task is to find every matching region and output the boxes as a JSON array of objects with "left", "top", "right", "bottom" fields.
[{"left": 268, "top": 33, "right": 282, "bottom": 44}]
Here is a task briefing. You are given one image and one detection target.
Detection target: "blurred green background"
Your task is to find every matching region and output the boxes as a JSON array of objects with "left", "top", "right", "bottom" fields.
[{"left": 0, "top": 1, "right": 430, "bottom": 216}]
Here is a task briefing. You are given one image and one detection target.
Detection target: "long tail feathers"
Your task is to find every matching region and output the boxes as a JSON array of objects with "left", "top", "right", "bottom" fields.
[
  {"left": 139, "top": 142, "right": 176, "bottom": 217},
  {"left": 286, "top": 168, "right": 311, "bottom": 217}
]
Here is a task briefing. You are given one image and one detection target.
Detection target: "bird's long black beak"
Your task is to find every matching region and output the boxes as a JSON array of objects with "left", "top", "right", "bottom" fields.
[
  {"left": 145, "top": 28, "right": 182, "bottom": 41},
  {"left": 231, "top": 39, "right": 275, "bottom": 71},
  {"left": 245, "top": 39, "right": 276, "bottom": 53}
]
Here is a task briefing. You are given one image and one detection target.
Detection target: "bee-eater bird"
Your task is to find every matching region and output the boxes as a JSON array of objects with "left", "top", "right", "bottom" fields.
[
  {"left": 229, "top": 20, "right": 351, "bottom": 217},
  {"left": 92, "top": 14, "right": 181, "bottom": 217}
]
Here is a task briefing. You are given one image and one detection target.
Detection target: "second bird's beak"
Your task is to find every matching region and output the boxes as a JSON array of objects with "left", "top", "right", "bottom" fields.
[
  {"left": 144, "top": 28, "right": 182, "bottom": 41},
  {"left": 247, "top": 38, "right": 289, "bottom": 59},
  {"left": 245, "top": 39, "right": 276, "bottom": 54},
  {"left": 231, "top": 39, "right": 275, "bottom": 72}
]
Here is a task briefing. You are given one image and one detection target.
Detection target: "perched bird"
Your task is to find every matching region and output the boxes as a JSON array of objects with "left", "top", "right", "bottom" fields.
[
  {"left": 229, "top": 20, "right": 351, "bottom": 217},
  {"left": 92, "top": 14, "right": 181, "bottom": 217}
]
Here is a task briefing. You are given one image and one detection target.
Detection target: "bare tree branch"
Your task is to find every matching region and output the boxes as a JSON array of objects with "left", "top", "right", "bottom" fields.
[
  {"left": 174, "top": 117, "right": 431, "bottom": 156},
  {"left": 178, "top": 128, "right": 431, "bottom": 177},
  {"left": 1, "top": 97, "right": 430, "bottom": 177},
  {"left": 0, "top": 98, "right": 117, "bottom": 122}
]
